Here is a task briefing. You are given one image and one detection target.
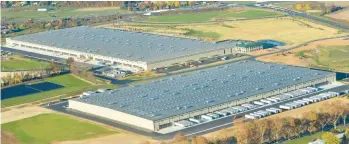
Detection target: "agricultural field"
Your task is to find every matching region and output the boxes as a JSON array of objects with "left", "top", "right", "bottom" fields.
[
  {"left": 257, "top": 38, "right": 349, "bottom": 72},
  {"left": 1, "top": 55, "right": 50, "bottom": 71},
  {"left": 326, "top": 8, "right": 349, "bottom": 22},
  {"left": 1, "top": 74, "right": 92, "bottom": 107},
  {"left": 1, "top": 6, "right": 126, "bottom": 21},
  {"left": 1, "top": 113, "right": 116, "bottom": 144},
  {"left": 147, "top": 9, "right": 283, "bottom": 23},
  {"left": 104, "top": 17, "right": 347, "bottom": 44}
]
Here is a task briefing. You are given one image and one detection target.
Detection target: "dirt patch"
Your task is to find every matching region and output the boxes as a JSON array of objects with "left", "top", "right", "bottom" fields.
[
  {"left": 1, "top": 106, "right": 54, "bottom": 124},
  {"left": 57, "top": 133, "right": 157, "bottom": 144},
  {"left": 75, "top": 7, "right": 121, "bottom": 12},
  {"left": 326, "top": 8, "right": 349, "bottom": 22},
  {"left": 1, "top": 131, "right": 21, "bottom": 144},
  {"left": 256, "top": 38, "right": 349, "bottom": 68}
]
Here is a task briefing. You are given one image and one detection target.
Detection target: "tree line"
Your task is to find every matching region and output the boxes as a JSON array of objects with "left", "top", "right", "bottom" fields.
[
  {"left": 141, "top": 98, "right": 349, "bottom": 144},
  {"left": 1, "top": 60, "right": 67, "bottom": 87}
]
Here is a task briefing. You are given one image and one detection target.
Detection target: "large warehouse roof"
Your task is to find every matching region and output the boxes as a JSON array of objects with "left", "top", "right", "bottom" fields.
[
  {"left": 72, "top": 61, "right": 334, "bottom": 120},
  {"left": 11, "top": 26, "right": 238, "bottom": 63}
]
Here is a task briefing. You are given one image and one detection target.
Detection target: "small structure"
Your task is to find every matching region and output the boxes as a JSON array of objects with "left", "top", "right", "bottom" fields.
[
  {"left": 235, "top": 42, "right": 263, "bottom": 53},
  {"left": 143, "top": 11, "right": 161, "bottom": 16},
  {"left": 308, "top": 139, "right": 325, "bottom": 144},
  {"left": 37, "top": 8, "right": 48, "bottom": 12}
]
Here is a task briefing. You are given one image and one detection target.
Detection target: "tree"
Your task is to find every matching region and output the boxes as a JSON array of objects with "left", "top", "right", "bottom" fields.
[
  {"left": 326, "top": 101, "right": 342, "bottom": 129},
  {"left": 173, "top": 133, "right": 187, "bottom": 143},
  {"left": 271, "top": 118, "right": 285, "bottom": 142},
  {"left": 188, "top": 1, "right": 195, "bottom": 7},
  {"left": 50, "top": 60, "right": 59, "bottom": 74},
  {"left": 322, "top": 132, "right": 341, "bottom": 144},
  {"left": 66, "top": 57, "right": 75, "bottom": 65},
  {"left": 303, "top": 111, "right": 319, "bottom": 133},
  {"left": 295, "top": 3, "right": 304, "bottom": 11},
  {"left": 233, "top": 121, "right": 249, "bottom": 144},
  {"left": 344, "top": 128, "right": 349, "bottom": 143},
  {"left": 256, "top": 119, "right": 270, "bottom": 143},
  {"left": 338, "top": 102, "right": 349, "bottom": 126},
  {"left": 174, "top": 1, "right": 180, "bottom": 8},
  {"left": 191, "top": 136, "right": 208, "bottom": 144},
  {"left": 305, "top": 4, "right": 312, "bottom": 11},
  {"left": 317, "top": 111, "right": 330, "bottom": 132}
]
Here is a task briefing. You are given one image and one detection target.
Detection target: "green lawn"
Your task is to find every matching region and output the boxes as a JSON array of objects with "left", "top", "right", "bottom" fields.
[
  {"left": 2, "top": 113, "right": 116, "bottom": 144},
  {"left": 282, "top": 132, "right": 325, "bottom": 144},
  {"left": 147, "top": 9, "right": 282, "bottom": 22},
  {"left": 1, "top": 56, "right": 50, "bottom": 70},
  {"left": 1, "top": 74, "right": 92, "bottom": 107},
  {"left": 1, "top": 7, "right": 126, "bottom": 21},
  {"left": 184, "top": 29, "right": 221, "bottom": 39},
  {"left": 295, "top": 45, "right": 349, "bottom": 72}
]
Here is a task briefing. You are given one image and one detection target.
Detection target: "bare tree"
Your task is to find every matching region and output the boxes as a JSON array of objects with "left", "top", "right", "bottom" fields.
[
  {"left": 303, "top": 111, "right": 319, "bottom": 134},
  {"left": 317, "top": 111, "right": 331, "bottom": 132},
  {"left": 256, "top": 119, "right": 270, "bottom": 143},
  {"left": 191, "top": 136, "right": 209, "bottom": 144}
]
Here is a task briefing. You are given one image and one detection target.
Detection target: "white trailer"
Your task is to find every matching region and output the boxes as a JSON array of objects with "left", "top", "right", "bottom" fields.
[
  {"left": 201, "top": 115, "right": 214, "bottom": 121},
  {"left": 228, "top": 108, "right": 240, "bottom": 114},
  {"left": 286, "top": 102, "right": 302, "bottom": 108},
  {"left": 219, "top": 109, "right": 232, "bottom": 116},
  {"left": 327, "top": 92, "right": 339, "bottom": 97},
  {"left": 280, "top": 104, "right": 295, "bottom": 110},
  {"left": 266, "top": 108, "right": 282, "bottom": 114},
  {"left": 261, "top": 99, "right": 273, "bottom": 104},
  {"left": 207, "top": 113, "right": 220, "bottom": 119},
  {"left": 271, "top": 96, "right": 282, "bottom": 101},
  {"left": 241, "top": 103, "right": 258, "bottom": 109},
  {"left": 298, "top": 100, "right": 310, "bottom": 105},
  {"left": 284, "top": 93, "right": 294, "bottom": 98},
  {"left": 293, "top": 100, "right": 306, "bottom": 106},
  {"left": 189, "top": 118, "right": 202, "bottom": 124},
  {"left": 232, "top": 106, "right": 248, "bottom": 112},
  {"left": 302, "top": 98, "right": 316, "bottom": 103},
  {"left": 267, "top": 98, "right": 279, "bottom": 103},
  {"left": 254, "top": 110, "right": 271, "bottom": 116},
  {"left": 82, "top": 91, "right": 95, "bottom": 96},
  {"left": 253, "top": 101, "right": 266, "bottom": 106},
  {"left": 214, "top": 111, "right": 229, "bottom": 116},
  {"left": 174, "top": 120, "right": 192, "bottom": 127},
  {"left": 245, "top": 114, "right": 257, "bottom": 119},
  {"left": 309, "top": 96, "right": 322, "bottom": 102}
]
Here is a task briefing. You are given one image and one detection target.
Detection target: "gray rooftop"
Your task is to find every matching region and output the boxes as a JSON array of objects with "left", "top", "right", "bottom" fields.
[
  {"left": 12, "top": 26, "right": 239, "bottom": 63},
  {"left": 72, "top": 61, "right": 334, "bottom": 120}
]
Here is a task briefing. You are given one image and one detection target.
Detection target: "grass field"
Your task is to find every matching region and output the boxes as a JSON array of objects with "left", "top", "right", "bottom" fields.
[
  {"left": 1, "top": 56, "right": 50, "bottom": 70},
  {"left": 282, "top": 132, "right": 325, "bottom": 144},
  {"left": 1, "top": 7, "right": 126, "bottom": 21},
  {"left": 2, "top": 113, "right": 116, "bottom": 144},
  {"left": 295, "top": 45, "right": 349, "bottom": 71},
  {"left": 107, "top": 17, "right": 347, "bottom": 44},
  {"left": 1, "top": 74, "right": 93, "bottom": 107},
  {"left": 147, "top": 9, "right": 282, "bottom": 22},
  {"left": 257, "top": 38, "right": 349, "bottom": 72}
]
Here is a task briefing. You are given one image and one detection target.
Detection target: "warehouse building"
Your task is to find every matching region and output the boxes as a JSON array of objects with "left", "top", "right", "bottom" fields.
[
  {"left": 6, "top": 26, "right": 242, "bottom": 72},
  {"left": 68, "top": 61, "right": 336, "bottom": 131}
]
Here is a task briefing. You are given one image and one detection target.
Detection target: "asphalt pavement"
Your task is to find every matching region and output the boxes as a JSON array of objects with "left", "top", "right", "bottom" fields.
[{"left": 45, "top": 84, "right": 349, "bottom": 140}]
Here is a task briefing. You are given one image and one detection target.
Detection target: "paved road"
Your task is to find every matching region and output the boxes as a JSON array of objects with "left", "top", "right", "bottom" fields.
[
  {"left": 45, "top": 84, "right": 349, "bottom": 140},
  {"left": 250, "top": 4, "right": 349, "bottom": 30}
]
